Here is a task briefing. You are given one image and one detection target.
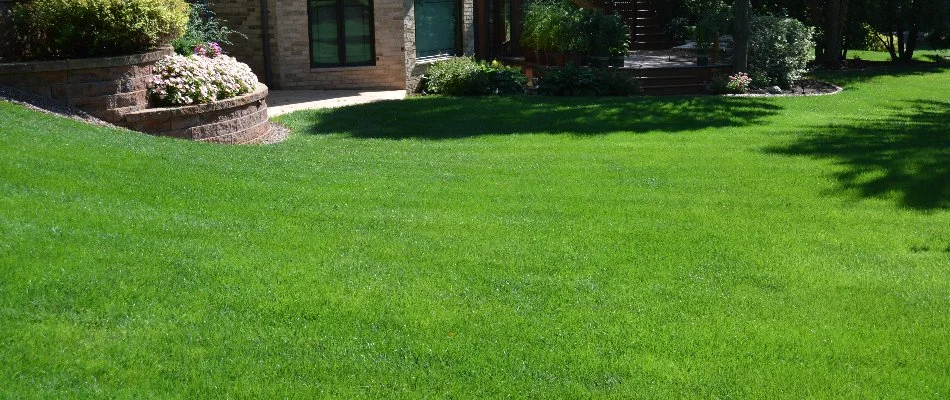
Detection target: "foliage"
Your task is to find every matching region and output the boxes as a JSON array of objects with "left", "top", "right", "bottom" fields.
[
  {"left": 537, "top": 63, "right": 640, "bottom": 96},
  {"left": 859, "top": 0, "right": 949, "bottom": 62},
  {"left": 928, "top": 26, "right": 950, "bottom": 51},
  {"left": 749, "top": 14, "right": 815, "bottom": 87},
  {"left": 845, "top": 23, "right": 888, "bottom": 52},
  {"left": 604, "top": 13, "right": 631, "bottom": 56},
  {"left": 662, "top": 0, "right": 731, "bottom": 48},
  {"left": 10, "top": 0, "right": 188, "bottom": 59},
  {"left": 521, "top": 1, "right": 628, "bottom": 55},
  {"left": 148, "top": 54, "right": 258, "bottom": 105},
  {"left": 520, "top": 0, "right": 570, "bottom": 52},
  {"left": 665, "top": 17, "right": 694, "bottom": 43},
  {"left": 171, "top": 1, "right": 245, "bottom": 57},
  {"left": 423, "top": 57, "right": 526, "bottom": 96}
]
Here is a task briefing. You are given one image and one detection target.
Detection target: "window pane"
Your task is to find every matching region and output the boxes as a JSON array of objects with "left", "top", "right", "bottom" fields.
[
  {"left": 343, "top": 0, "right": 373, "bottom": 64},
  {"left": 311, "top": 0, "right": 339, "bottom": 65},
  {"left": 415, "top": 0, "right": 456, "bottom": 58}
]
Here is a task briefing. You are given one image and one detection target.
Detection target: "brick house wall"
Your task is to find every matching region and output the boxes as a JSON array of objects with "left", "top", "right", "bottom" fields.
[
  {"left": 206, "top": 0, "right": 279, "bottom": 85},
  {"left": 208, "top": 0, "right": 475, "bottom": 92},
  {"left": 272, "top": 0, "right": 406, "bottom": 90}
]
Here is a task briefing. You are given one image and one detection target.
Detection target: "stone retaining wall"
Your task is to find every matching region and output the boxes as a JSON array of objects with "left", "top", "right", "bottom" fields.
[
  {"left": 123, "top": 83, "right": 270, "bottom": 144},
  {"left": 1, "top": 48, "right": 272, "bottom": 144},
  {"left": 0, "top": 47, "right": 172, "bottom": 122}
]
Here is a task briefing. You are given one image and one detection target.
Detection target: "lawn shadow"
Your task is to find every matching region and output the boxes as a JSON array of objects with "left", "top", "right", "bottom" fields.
[
  {"left": 813, "top": 63, "right": 949, "bottom": 88},
  {"left": 289, "top": 95, "right": 782, "bottom": 140},
  {"left": 767, "top": 100, "right": 949, "bottom": 211}
]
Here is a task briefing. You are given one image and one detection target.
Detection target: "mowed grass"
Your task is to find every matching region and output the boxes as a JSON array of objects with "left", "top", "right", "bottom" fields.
[
  {"left": 847, "top": 48, "right": 947, "bottom": 62},
  {"left": 1, "top": 66, "right": 948, "bottom": 398}
]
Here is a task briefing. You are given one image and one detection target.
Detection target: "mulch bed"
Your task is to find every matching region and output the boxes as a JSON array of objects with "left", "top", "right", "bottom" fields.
[{"left": 739, "top": 79, "right": 842, "bottom": 97}]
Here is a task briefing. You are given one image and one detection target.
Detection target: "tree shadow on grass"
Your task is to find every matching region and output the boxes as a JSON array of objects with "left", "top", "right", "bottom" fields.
[
  {"left": 767, "top": 100, "right": 949, "bottom": 211},
  {"left": 290, "top": 95, "right": 782, "bottom": 140},
  {"left": 812, "top": 63, "right": 948, "bottom": 89}
]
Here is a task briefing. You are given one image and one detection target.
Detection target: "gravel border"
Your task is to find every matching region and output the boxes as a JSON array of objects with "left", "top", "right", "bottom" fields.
[{"left": 260, "top": 121, "right": 291, "bottom": 144}]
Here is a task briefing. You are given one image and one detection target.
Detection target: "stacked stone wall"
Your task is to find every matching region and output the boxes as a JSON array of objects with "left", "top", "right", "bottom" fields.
[
  {"left": 124, "top": 83, "right": 271, "bottom": 144},
  {"left": 0, "top": 48, "right": 271, "bottom": 144},
  {"left": 0, "top": 47, "right": 172, "bottom": 122}
]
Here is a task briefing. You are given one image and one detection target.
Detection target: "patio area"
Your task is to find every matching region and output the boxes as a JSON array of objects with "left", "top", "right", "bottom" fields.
[{"left": 267, "top": 89, "right": 406, "bottom": 116}]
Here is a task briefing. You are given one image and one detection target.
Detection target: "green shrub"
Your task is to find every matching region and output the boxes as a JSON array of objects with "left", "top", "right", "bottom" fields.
[
  {"left": 172, "top": 2, "right": 246, "bottom": 56},
  {"left": 521, "top": 1, "right": 628, "bottom": 55},
  {"left": 538, "top": 63, "right": 640, "bottom": 96},
  {"left": 846, "top": 23, "right": 888, "bottom": 52},
  {"left": 424, "top": 57, "right": 526, "bottom": 96},
  {"left": 12, "top": 0, "right": 188, "bottom": 59},
  {"left": 521, "top": 0, "right": 573, "bottom": 52},
  {"left": 749, "top": 14, "right": 814, "bottom": 87}
]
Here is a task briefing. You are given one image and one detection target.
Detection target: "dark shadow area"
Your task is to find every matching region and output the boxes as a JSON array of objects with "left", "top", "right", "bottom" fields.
[
  {"left": 812, "top": 63, "right": 949, "bottom": 88},
  {"left": 290, "top": 95, "right": 782, "bottom": 140},
  {"left": 767, "top": 100, "right": 949, "bottom": 211}
]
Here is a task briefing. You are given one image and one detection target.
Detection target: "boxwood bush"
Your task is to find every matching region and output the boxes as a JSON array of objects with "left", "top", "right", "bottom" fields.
[
  {"left": 11, "top": 0, "right": 189, "bottom": 59},
  {"left": 423, "top": 57, "right": 526, "bottom": 96},
  {"left": 748, "top": 14, "right": 814, "bottom": 87}
]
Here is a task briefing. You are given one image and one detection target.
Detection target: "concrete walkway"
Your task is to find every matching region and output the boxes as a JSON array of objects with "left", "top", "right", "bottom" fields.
[{"left": 267, "top": 89, "right": 405, "bottom": 117}]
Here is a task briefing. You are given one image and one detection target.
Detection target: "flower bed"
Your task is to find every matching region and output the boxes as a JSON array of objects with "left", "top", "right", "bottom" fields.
[
  {"left": 0, "top": 47, "right": 173, "bottom": 122},
  {"left": 123, "top": 82, "right": 270, "bottom": 144}
]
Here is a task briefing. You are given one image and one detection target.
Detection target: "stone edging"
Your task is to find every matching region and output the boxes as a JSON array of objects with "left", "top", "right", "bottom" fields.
[
  {"left": 0, "top": 48, "right": 172, "bottom": 74},
  {"left": 724, "top": 83, "right": 844, "bottom": 98},
  {"left": 122, "top": 83, "right": 271, "bottom": 144}
]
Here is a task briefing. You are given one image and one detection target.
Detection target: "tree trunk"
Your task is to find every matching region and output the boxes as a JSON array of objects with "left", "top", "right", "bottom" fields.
[
  {"left": 823, "top": 0, "right": 847, "bottom": 68},
  {"left": 838, "top": 0, "right": 849, "bottom": 59},
  {"left": 734, "top": 0, "right": 749, "bottom": 73},
  {"left": 901, "top": 27, "right": 919, "bottom": 62},
  {"left": 886, "top": 33, "right": 898, "bottom": 60},
  {"left": 899, "top": 0, "right": 925, "bottom": 63}
]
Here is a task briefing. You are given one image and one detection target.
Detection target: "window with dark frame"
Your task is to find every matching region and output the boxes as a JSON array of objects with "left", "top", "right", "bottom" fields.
[
  {"left": 414, "top": 0, "right": 462, "bottom": 59},
  {"left": 308, "top": 0, "right": 375, "bottom": 68}
]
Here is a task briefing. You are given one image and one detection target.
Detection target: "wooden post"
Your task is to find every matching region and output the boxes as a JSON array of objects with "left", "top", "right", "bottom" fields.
[{"left": 511, "top": 0, "right": 522, "bottom": 56}]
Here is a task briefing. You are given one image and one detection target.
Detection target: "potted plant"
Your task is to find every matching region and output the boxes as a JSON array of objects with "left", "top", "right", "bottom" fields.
[
  {"left": 520, "top": 2, "right": 539, "bottom": 63},
  {"left": 535, "top": 1, "right": 555, "bottom": 65},
  {"left": 694, "top": 18, "right": 716, "bottom": 66},
  {"left": 547, "top": 2, "right": 574, "bottom": 67},
  {"left": 587, "top": 10, "right": 610, "bottom": 67},
  {"left": 607, "top": 14, "right": 629, "bottom": 67},
  {"left": 564, "top": 8, "right": 589, "bottom": 66}
]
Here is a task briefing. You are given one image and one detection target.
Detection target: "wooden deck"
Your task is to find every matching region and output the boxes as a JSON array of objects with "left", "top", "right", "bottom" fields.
[{"left": 506, "top": 50, "right": 734, "bottom": 95}]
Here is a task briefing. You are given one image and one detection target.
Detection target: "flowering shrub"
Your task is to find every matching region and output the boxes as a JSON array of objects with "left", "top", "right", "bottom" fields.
[
  {"left": 709, "top": 72, "right": 752, "bottom": 94},
  {"left": 148, "top": 54, "right": 258, "bottom": 106},
  {"left": 726, "top": 72, "right": 752, "bottom": 93},
  {"left": 193, "top": 42, "right": 222, "bottom": 58}
]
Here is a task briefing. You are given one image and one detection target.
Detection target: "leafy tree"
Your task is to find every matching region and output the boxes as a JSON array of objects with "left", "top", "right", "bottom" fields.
[{"left": 861, "top": 0, "right": 949, "bottom": 62}]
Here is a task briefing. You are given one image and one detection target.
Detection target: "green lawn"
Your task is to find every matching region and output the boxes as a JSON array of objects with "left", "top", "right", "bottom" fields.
[
  {"left": 1, "top": 66, "right": 948, "bottom": 398},
  {"left": 847, "top": 48, "right": 947, "bottom": 62}
]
